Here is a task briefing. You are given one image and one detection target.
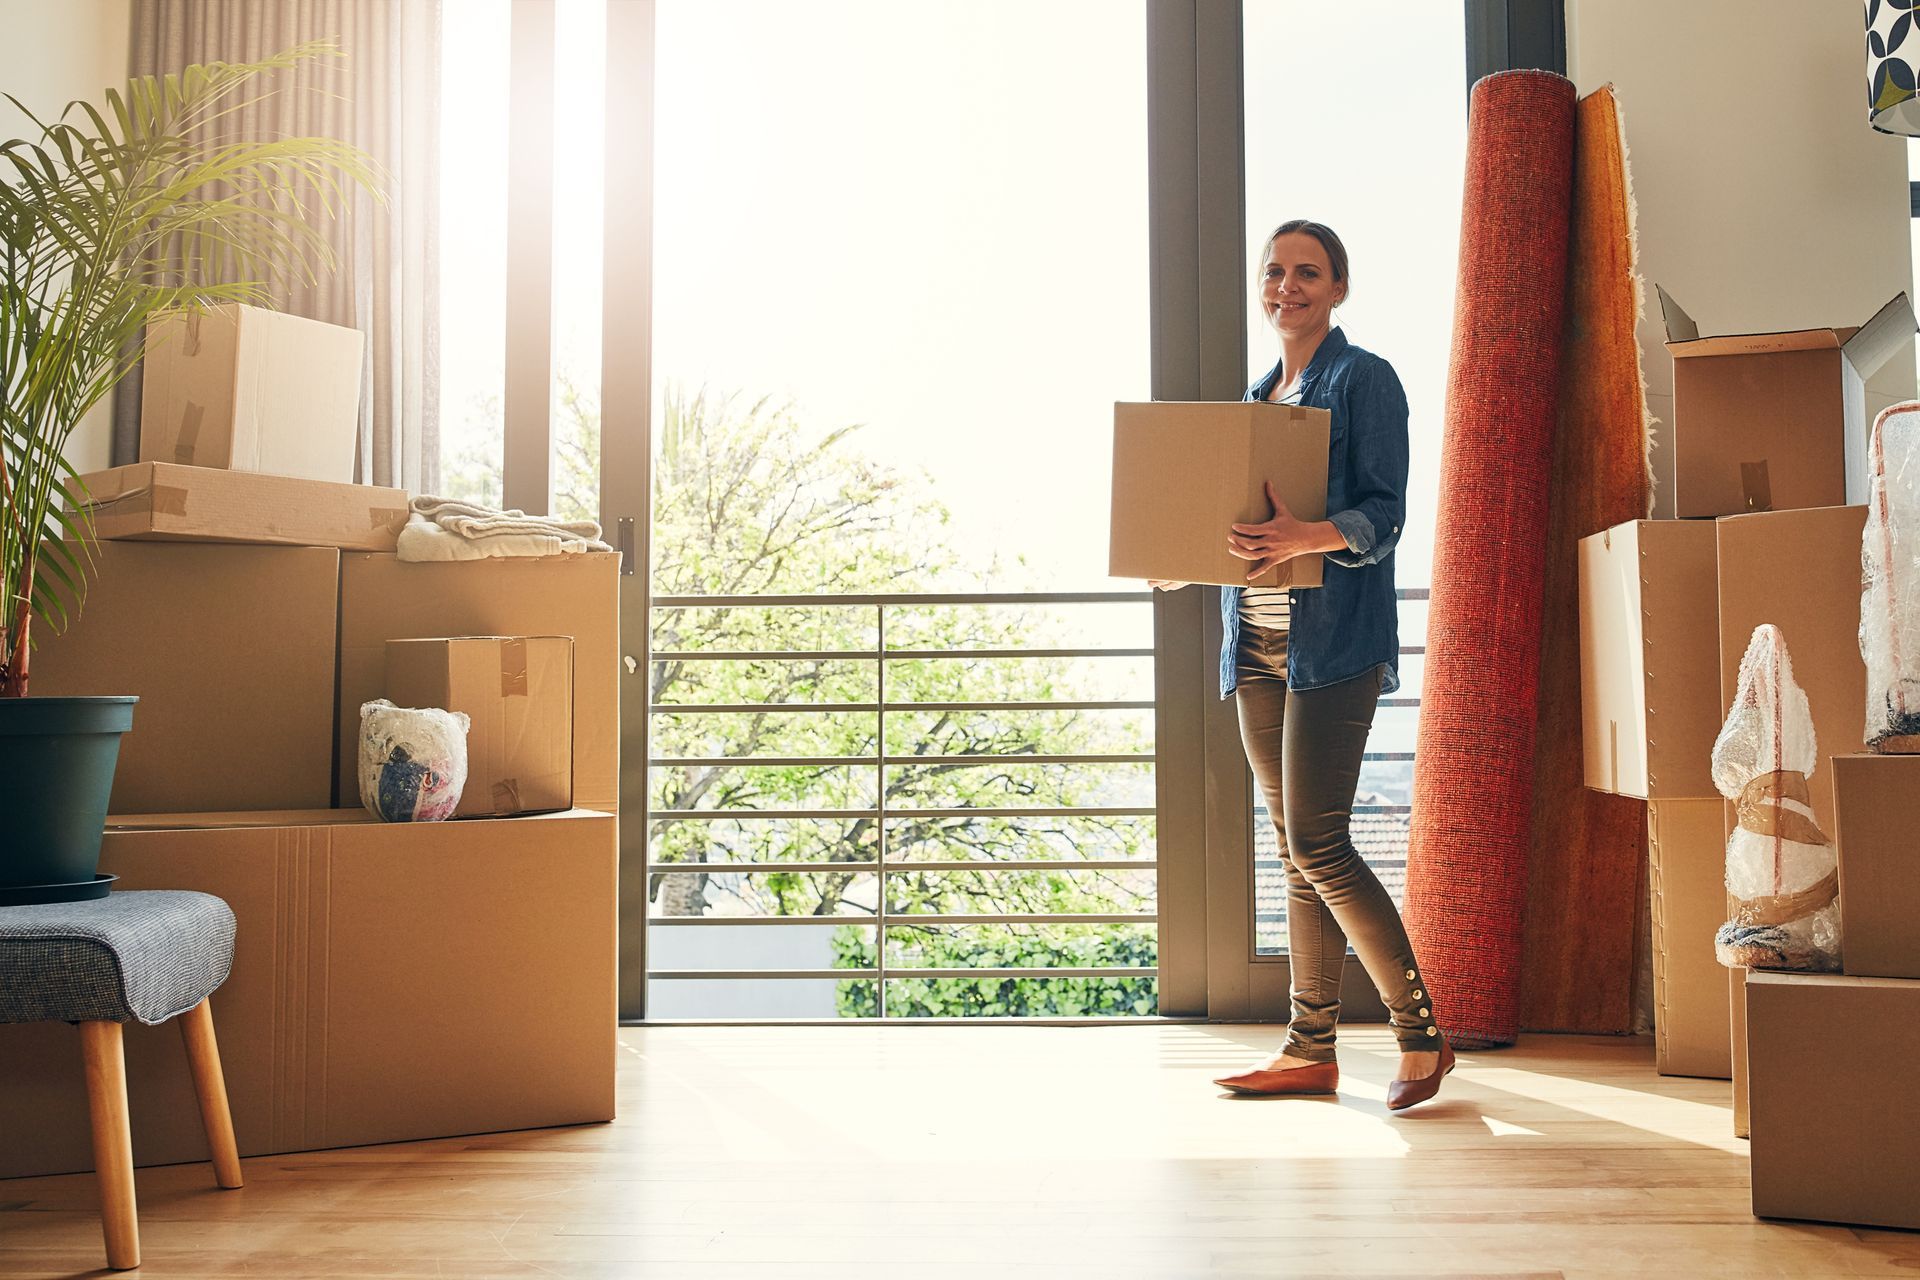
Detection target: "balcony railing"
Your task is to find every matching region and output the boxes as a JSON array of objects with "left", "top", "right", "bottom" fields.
[{"left": 647, "top": 587, "right": 1426, "bottom": 1017}]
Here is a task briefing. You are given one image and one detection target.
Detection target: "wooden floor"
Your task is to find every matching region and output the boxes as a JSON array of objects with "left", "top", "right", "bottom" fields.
[{"left": 1, "top": 1025, "right": 1913, "bottom": 1278}]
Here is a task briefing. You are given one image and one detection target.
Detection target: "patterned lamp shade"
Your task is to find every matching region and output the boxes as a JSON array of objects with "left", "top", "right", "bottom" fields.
[{"left": 1869, "top": 0, "right": 1920, "bottom": 134}]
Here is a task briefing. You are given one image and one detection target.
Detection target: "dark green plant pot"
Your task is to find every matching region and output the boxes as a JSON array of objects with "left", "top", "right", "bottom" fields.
[{"left": 0, "top": 696, "right": 137, "bottom": 900}]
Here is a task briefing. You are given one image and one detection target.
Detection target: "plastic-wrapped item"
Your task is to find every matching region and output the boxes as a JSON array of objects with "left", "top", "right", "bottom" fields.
[
  {"left": 1861, "top": 400, "right": 1920, "bottom": 750},
  {"left": 1710, "top": 625, "right": 1841, "bottom": 971},
  {"left": 358, "top": 699, "right": 470, "bottom": 822}
]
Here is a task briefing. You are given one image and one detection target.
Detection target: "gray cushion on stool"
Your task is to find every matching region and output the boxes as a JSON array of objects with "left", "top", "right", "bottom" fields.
[{"left": 0, "top": 891, "right": 236, "bottom": 1026}]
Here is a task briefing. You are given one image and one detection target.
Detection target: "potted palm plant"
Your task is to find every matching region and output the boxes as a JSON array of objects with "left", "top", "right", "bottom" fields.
[{"left": 0, "top": 43, "right": 379, "bottom": 903}]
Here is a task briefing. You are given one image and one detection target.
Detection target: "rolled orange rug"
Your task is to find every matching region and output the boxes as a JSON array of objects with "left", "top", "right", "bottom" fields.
[
  {"left": 1521, "top": 85, "right": 1656, "bottom": 1034},
  {"left": 1404, "top": 69, "right": 1577, "bottom": 1051}
]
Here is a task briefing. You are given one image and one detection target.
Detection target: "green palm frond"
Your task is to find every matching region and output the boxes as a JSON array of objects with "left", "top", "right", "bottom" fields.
[{"left": 0, "top": 39, "right": 382, "bottom": 694}]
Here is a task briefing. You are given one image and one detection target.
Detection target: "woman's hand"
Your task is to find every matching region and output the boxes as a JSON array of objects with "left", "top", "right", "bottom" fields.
[
  {"left": 1147, "top": 579, "right": 1189, "bottom": 591},
  {"left": 1228, "top": 481, "right": 1344, "bottom": 582}
]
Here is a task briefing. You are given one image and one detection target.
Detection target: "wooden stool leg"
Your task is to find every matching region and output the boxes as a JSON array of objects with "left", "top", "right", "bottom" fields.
[
  {"left": 79, "top": 1020, "right": 140, "bottom": 1271},
  {"left": 178, "top": 998, "right": 243, "bottom": 1189}
]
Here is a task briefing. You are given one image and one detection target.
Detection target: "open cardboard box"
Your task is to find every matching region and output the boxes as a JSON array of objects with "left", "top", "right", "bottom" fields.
[
  {"left": 1657, "top": 288, "right": 1915, "bottom": 518},
  {"left": 1109, "top": 401, "right": 1329, "bottom": 589}
]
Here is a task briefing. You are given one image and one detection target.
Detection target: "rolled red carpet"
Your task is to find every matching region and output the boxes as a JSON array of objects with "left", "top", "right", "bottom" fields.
[{"left": 1405, "top": 69, "right": 1577, "bottom": 1051}]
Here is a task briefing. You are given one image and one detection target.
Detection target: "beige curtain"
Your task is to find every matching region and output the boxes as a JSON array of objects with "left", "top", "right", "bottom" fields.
[{"left": 112, "top": 0, "right": 442, "bottom": 492}]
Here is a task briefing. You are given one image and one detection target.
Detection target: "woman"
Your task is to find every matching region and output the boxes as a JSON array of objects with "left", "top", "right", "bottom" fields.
[{"left": 1150, "top": 220, "right": 1453, "bottom": 1111}]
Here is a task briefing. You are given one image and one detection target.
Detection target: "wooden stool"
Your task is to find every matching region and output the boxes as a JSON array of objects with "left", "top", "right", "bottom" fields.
[{"left": 0, "top": 890, "right": 242, "bottom": 1270}]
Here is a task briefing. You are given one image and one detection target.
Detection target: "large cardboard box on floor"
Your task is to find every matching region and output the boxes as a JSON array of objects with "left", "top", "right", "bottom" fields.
[
  {"left": 78, "top": 461, "right": 408, "bottom": 551},
  {"left": 1717, "top": 504, "right": 1869, "bottom": 1137},
  {"left": 337, "top": 553, "right": 619, "bottom": 812},
  {"left": 28, "top": 542, "right": 337, "bottom": 812},
  {"left": 0, "top": 808, "right": 617, "bottom": 1180},
  {"left": 1109, "top": 401, "right": 1330, "bottom": 589},
  {"left": 1646, "top": 799, "right": 1733, "bottom": 1079},
  {"left": 1578, "top": 519, "right": 1721, "bottom": 799},
  {"left": 385, "top": 636, "right": 575, "bottom": 817},
  {"left": 1658, "top": 289, "right": 1915, "bottom": 518},
  {"left": 1831, "top": 753, "right": 1920, "bottom": 979},
  {"left": 141, "top": 303, "right": 365, "bottom": 483},
  {"left": 1747, "top": 971, "right": 1920, "bottom": 1229}
]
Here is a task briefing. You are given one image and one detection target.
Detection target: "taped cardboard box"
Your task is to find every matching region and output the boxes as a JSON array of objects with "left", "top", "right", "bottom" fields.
[
  {"left": 1831, "top": 753, "right": 1920, "bottom": 979},
  {"left": 386, "top": 636, "right": 574, "bottom": 817},
  {"left": 0, "top": 808, "right": 617, "bottom": 1180},
  {"left": 338, "top": 553, "right": 619, "bottom": 812},
  {"left": 1578, "top": 519, "right": 1721, "bottom": 799},
  {"left": 1747, "top": 971, "right": 1920, "bottom": 1229},
  {"left": 28, "top": 542, "right": 337, "bottom": 812},
  {"left": 1717, "top": 505, "right": 1868, "bottom": 1138},
  {"left": 1730, "top": 967, "right": 1750, "bottom": 1138},
  {"left": 140, "top": 303, "right": 365, "bottom": 483},
  {"left": 1657, "top": 289, "right": 1915, "bottom": 519},
  {"left": 78, "top": 460, "right": 408, "bottom": 551},
  {"left": 1109, "top": 401, "right": 1329, "bottom": 589},
  {"left": 1647, "top": 799, "right": 1733, "bottom": 1079}
]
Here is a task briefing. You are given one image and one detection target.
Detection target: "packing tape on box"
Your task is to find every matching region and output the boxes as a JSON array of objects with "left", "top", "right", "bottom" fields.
[
  {"left": 174, "top": 402, "right": 203, "bottom": 465},
  {"left": 491, "top": 778, "right": 522, "bottom": 811},
  {"left": 501, "top": 637, "right": 528, "bottom": 697},
  {"left": 1741, "top": 460, "right": 1772, "bottom": 513},
  {"left": 371, "top": 506, "right": 409, "bottom": 532},
  {"left": 83, "top": 485, "right": 188, "bottom": 517}
]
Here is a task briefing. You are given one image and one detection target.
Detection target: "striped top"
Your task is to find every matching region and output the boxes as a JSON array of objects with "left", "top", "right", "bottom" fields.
[{"left": 1240, "top": 380, "right": 1302, "bottom": 632}]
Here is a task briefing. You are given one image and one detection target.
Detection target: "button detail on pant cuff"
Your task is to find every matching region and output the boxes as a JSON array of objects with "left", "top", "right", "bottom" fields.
[
  {"left": 1418, "top": 1007, "right": 1429, "bottom": 1018},
  {"left": 1425, "top": 1026, "right": 1438, "bottom": 1037},
  {"left": 1411, "top": 989, "right": 1423, "bottom": 1000},
  {"left": 1405, "top": 969, "right": 1417, "bottom": 980}
]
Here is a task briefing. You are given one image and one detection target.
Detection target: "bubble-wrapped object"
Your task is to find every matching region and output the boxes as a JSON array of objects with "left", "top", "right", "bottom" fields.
[
  {"left": 358, "top": 699, "right": 470, "bottom": 822},
  {"left": 1861, "top": 400, "right": 1920, "bottom": 751},
  {"left": 1710, "top": 625, "right": 1841, "bottom": 972}
]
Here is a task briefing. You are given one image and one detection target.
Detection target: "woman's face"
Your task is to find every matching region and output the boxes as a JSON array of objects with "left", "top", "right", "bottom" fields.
[{"left": 1260, "top": 232, "right": 1346, "bottom": 340}]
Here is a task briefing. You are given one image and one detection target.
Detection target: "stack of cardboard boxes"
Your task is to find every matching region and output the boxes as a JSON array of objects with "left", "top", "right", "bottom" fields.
[
  {"left": 1580, "top": 289, "right": 1920, "bottom": 1228},
  {"left": 0, "top": 305, "right": 620, "bottom": 1179}
]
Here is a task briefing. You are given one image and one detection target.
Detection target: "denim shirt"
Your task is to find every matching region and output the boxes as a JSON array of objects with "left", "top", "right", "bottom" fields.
[{"left": 1219, "top": 326, "right": 1408, "bottom": 699}]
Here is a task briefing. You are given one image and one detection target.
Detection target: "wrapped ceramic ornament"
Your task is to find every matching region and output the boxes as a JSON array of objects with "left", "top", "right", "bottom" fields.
[
  {"left": 358, "top": 699, "right": 470, "bottom": 822},
  {"left": 1860, "top": 400, "right": 1920, "bottom": 752},
  {"left": 1709, "top": 625, "right": 1841, "bottom": 972}
]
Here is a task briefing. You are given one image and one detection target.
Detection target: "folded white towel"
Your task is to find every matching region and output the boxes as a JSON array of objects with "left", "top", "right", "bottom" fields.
[
  {"left": 396, "top": 514, "right": 579, "bottom": 561},
  {"left": 396, "top": 495, "right": 614, "bottom": 563}
]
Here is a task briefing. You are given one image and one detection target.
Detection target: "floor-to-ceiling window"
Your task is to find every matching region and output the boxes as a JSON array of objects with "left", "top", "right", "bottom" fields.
[
  {"left": 1241, "top": 1, "right": 1467, "bottom": 954},
  {"left": 644, "top": 1, "right": 1157, "bottom": 1019}
]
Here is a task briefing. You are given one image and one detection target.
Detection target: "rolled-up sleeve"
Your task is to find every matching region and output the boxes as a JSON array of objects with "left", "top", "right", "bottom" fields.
[{"left": 1323, "top": 358, "right": 1409, "bottom": 570}]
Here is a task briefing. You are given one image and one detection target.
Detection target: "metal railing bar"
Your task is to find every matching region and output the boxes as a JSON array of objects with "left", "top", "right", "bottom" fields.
[
  {"left": 649, "top": 753, "right": 1157, "bottom": 768},
  {"left": 647, "top": 967, "right": 1159, "bottom": 980},
  {"left": 652, "top": 591, "right": 1151, "bottom": 607},
  {"left": 650, "top": 647, "right": 1155, "bottom": 662},
  {"left": 647, "top": 858, "right": 1158, "bottom": 874},
  {"left": 649, "top": 912, "right": 1156, "bottom": 926},
  {"left": 651, "top": 805, "right": 1157, "bottom": 821},
  {"left": 652, "top": 699, "right": 1155, "bottom": 714},
  {"left": 895, "top": 700, "right": 1155, "bottom": 712}
]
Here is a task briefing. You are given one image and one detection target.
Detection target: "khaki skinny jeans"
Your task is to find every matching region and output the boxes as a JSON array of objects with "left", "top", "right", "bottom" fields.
[{"left": 1234, "top": 623, "right": 1440, "bottom": 1060}]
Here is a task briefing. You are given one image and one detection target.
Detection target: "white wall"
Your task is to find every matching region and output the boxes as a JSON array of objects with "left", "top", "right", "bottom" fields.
[
  {"left": 1, "top": 0, "right": 131, "bottom": 474},
  {"left": 1568, "top": 0, "right": 1918, "bottom": 517}
]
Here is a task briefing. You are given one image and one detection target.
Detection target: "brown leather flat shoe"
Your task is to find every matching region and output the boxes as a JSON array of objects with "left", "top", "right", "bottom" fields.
[
  {"left": 1385, "top": 1037, "right": 1456, "bottom": 1111},
  {"left": 1212, "top": 1058, "right": 1339, "bottom": 1096}
]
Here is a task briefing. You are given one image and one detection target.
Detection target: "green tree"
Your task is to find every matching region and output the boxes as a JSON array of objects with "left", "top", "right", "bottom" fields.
[{"left": 646, "top": 386, "right": 1157, "bottom": 1017}]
